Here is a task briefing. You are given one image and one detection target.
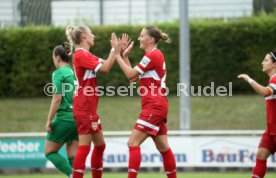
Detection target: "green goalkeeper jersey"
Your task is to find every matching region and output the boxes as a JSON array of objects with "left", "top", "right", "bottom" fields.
[{"left": 52, "top": 65, "right": 75, "bottom": 121}]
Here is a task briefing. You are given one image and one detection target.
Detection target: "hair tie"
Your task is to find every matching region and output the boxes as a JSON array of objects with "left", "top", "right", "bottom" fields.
[{"left": 271, "top": 52, "right": 276, "bottom": 61}]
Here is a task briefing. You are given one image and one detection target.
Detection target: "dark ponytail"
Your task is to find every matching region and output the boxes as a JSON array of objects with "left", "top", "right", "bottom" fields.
[{"left": 53, "top": 42, "right": 72, "bottom": 63}]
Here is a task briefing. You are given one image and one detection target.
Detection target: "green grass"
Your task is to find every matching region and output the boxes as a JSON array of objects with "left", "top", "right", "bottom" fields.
[
  {"left": 0, "top": 95, "right": 271, "bottom": 176},
  {"left": 0, "top": 95, "right": 266, "bottom": 132},
  {"left": 191, "top": 95, "right": 266, "bottom": 130},
  {"left": 0, "top": 172, "right": 274, "bottom": 178}
]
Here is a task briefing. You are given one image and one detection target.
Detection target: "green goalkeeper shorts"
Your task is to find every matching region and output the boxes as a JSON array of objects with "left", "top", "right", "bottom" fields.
[{"left": 46, "top": 118, "right": 78, "bottom": 144}]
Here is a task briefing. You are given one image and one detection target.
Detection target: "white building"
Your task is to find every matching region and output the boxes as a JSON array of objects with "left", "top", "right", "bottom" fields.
[
  {"left": 0, "top": 0, "right": 253, "bottom": 27},
  {"left": 0, "top": 0, "right": 20, "bottom": 27}
]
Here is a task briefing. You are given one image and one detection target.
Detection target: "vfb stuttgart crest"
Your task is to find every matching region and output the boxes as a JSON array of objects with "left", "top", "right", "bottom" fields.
[{"left": 91, "top": 122, "right": 98, "bottom": 131}]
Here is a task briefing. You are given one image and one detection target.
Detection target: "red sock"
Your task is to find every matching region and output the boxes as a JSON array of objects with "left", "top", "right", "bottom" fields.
[
  {"left": 252, "top": 159, "right": 267, "bottom": 178},
  {"left": 73, "top": 145, "right": 91, "bottom": 178},
  {"left": 161, "top": 149, "right": 177, "bottom": 178},
  {"left": 91, "top": 144, "right": 106, "bottom": 178},
  {"left": 128, "top": 146, "right": 141, "bottom": 178}
]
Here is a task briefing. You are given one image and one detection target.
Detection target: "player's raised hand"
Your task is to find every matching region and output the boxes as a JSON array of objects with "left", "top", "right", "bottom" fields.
[
  {"left": 110, "top": 32, "right": 118, "bottom": 48},
  {"left": 123, "top": 41, "right": 134, "bottom": 58},
  {"left": 237, "top": 74, "right": 250, "bottom": 82},
  {"left": 114, "top": 38, "right": 122, "bottom": 56},
  {"left": 121, "top": 33, "right": 131, "bottom": 54}
]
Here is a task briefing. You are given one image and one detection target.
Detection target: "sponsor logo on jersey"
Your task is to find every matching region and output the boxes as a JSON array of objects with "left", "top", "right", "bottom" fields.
[{"left": 140, "top": 56, "right": 151, "bottom": 67}]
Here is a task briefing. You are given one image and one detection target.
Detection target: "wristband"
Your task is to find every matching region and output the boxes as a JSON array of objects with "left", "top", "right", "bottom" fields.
[
  {"left": 248, "top": 78, "right": 254, "bottom": 84},
  {"left": 111, "top": 47, "right": 115, "bottom": 52}
]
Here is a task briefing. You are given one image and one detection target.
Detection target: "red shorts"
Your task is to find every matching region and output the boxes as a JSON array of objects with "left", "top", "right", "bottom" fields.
[
  {"left": 73, "top": 111, "right": 102, "bottom": 135},
  {"left": 134, "top": 112, "right": 167, "bottom": 136},
  {"left": 258, "top": 130, "right": 276, "bottom": 154}
]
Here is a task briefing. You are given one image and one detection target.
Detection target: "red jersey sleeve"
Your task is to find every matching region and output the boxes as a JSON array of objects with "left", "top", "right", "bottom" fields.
[
  {"left": 134, "top": 53, "right": 155, "bottom": 74},
  {"left": 75, "top": 50, "right": 102, "bottom": 73}
]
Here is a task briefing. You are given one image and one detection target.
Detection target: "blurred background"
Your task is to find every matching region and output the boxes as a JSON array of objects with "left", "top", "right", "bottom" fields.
[
  {"left": 2, "top": 0, "right": 276, "bottom": 27},
  {"left": 0, "top": 0, "right": 255, "bottom": 27}
]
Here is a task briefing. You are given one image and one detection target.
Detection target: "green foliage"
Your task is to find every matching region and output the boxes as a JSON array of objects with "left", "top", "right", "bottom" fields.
[
  {"left": 190, "top": 16, "right": 276, "bottom": 93},
  {"left": 1, "top": 16, "right": 276, "bottom": 97}
]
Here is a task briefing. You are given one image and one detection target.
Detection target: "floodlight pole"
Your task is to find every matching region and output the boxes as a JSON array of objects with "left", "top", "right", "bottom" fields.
[
  {"left": 99, "top": 0, "right": 104, "bottom": 25},
  {"left": 128, "top": 0, "right": 132, "bottom": 24},
  {"left": 179, "top": 0, "right": 191, "bottom": 130}
]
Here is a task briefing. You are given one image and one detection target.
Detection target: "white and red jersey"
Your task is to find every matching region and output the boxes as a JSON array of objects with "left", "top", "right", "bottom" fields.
[
  {"left": 134, "top": 48, "right": 168, "bottom": 117},
  {"left": 265, "top": 74, "right": 276, "bottom": 135},
  {"left": 73, "top": 48, "right": 102, "bottom": 114}
]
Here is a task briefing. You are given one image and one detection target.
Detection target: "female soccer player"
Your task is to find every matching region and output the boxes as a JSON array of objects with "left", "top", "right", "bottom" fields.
[
  {"left": 66, "top": 25, "right": 120, "bottom": 178},
  {"left": 116, "top": 26, "right": 177, "bottom": 178},
  {"left": 45, "top": 42, "right": 78, "bottom": 178},
  {"left": 238, "top": 51, "right": 276, "bottom": 178}
]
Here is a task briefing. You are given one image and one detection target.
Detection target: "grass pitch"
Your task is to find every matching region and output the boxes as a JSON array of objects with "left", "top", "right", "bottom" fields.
[
  {"left": 0, "top": 95, "right": 266, "bottom": 132},
  {"left": 0, "top": 172, "right": 274, "bottom": 178}
]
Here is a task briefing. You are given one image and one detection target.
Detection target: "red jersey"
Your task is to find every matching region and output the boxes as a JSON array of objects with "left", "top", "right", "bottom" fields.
[
  {"left": 73, "top": 48, "right": 102, "bottom": 114},
  {"left": 134, "top": 48, "right": 168, "bottom": 117},
  {"left": 265, "top": 74, "right": 276, "bottom": 135}
]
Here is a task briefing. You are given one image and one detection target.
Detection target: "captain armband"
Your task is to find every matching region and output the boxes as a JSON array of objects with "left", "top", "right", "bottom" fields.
[{"left": 266, "top": 86, "right": 274, "bottom": 95}]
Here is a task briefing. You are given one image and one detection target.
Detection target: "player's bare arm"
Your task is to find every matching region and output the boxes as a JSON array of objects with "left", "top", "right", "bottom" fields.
[
  {"left": 122, "top": 41, "right": 134, "bottom": 67},
  {"left": 98, "top": 32, "right": 119, "bottom": 74},
  {"left": 238, "top": 74, "right": 271, "bottom": 96},
  {"left": 46, "top": 94, "right": 62, "bottom": 133},
  {"left": 121, "top": 33, "right": 133, "bottom": 67},
  {"left": 116, "top": 53, "right": 140, "bottom": 81}
]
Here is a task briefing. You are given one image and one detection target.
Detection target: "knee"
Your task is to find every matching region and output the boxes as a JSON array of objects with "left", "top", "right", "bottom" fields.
[
  {"left": 256, "top": 153, "right": 267, "bottom": 160},
  {"left": 127, "top": 140, "right": 132, "bottom": 147},
  {"left": 44, "top": 147, "right": 52, "bottom": 156},
  {"left": 256, "top": 150, "right": 270, "bottom": 160},
  {"left": 157, "top": 146, "right": 170, "bottom": 153},
  {"left": 127, "top": 139, "right": 138, "bottom": 147},
  {"left": 155, "top": 142, "right": 170, "bottom": 152},
  {"left": 45, "top": 152, "right": 56, "bottom": 159}
]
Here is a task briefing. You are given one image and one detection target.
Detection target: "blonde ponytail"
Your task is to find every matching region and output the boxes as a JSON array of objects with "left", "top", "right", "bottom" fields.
[{"left": 66, "top": 25, "right": 75, "bottom": 53}]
